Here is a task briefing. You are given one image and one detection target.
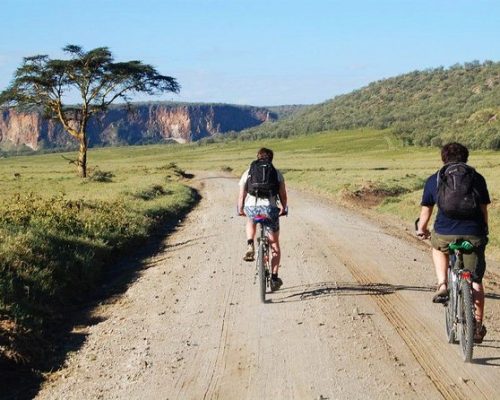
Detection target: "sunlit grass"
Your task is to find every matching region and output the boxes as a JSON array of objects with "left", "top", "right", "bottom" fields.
[
  {"left": 0, "top": 155, "right": 197, "bottom": 342},
  {"left": 1, "top": 128, "right": 498, "bottom": 260}
]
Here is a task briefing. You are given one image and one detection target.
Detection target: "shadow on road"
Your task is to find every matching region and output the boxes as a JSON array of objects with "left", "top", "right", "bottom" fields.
[
  {"left": 269, "top": 281, "right": 433, "bottom": 303},
  {"left": 472, "top": 349, "right": 500, "bottom": 367},
  {"left": 269, "top": 281, "right": 500, "bottom": 304}
]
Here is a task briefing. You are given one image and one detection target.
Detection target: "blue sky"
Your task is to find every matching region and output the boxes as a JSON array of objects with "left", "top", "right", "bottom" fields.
[{"left": 0, "top": 0, "right": 499, "bottom": 106}]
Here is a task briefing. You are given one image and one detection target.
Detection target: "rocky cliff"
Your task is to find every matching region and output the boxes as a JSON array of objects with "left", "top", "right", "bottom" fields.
[{"left": 0, "top": 103, "right": 275, "bottom": 150}]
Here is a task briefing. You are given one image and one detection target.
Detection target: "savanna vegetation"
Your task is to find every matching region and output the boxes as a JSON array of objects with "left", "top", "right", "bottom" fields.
[
  {"left": 0, "top": 155, "right": 196, "bottom": 367},
  {"left": 236, "top": 61, "right": 500, "bottom": 149},
  {"left": 1, "top": 60, "right": 499, "bottom": 387}
]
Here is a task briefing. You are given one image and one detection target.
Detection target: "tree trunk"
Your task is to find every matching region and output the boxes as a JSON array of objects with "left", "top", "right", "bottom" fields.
[{"left": 77, "top": 138, "right": 88, "bottom": 178}]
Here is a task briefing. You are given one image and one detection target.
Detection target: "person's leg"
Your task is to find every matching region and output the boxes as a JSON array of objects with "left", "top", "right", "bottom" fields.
[
  {"left": 243, "top": 218, "right": 256, "bottom": 261},
  {"left": 464, "top": 238, "right": 488, "bottom": 342},
  {"left": 268, "top": 230, "right": 281, "bottom": 275},
  {"left": 466, "top": 247, "right": 485, "bottom": 323},
  {"left": 268, "top": 229, "right": 283, "bottom": 290},
  {"left": 246, "top": 218, "right": 256, "bottom": 242},
  {"left": 430, "top": 233, "right": 452, "bottom": 302},
  {"left": 473, "top": 281, "right": 487, "bottom": 343},
  {"left": 473, "top": 282, "right": 485, "bottom": 322},
  {"left": 432, "top": 247, "right": 449, "bottom": 288}
]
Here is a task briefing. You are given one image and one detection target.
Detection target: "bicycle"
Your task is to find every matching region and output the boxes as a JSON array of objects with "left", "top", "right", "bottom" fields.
[
  {"left": 445, "top": 239, "right": 476, "bottom": 362},
  {"left": 252, "top": 209, "right": 287, "bottom": 303},
  {"left": 415, "top": 219, "right": 476, "bottom": 362}
]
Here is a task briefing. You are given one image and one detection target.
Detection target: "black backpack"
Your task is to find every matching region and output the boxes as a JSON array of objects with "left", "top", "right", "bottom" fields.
[
  {"left": 245, "top": 159, "right": 279, "bottom": 198},
  {"left": 437, "top": 162, "right": 480, "bottom": 219}
]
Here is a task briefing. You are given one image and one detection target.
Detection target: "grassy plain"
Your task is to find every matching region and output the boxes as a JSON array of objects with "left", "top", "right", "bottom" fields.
[
  {"left": 2, "top": 128, "right": 498, "bottom": 258},
  {"left": 0, "top": 151, "right": 197, "bottom": 354}
]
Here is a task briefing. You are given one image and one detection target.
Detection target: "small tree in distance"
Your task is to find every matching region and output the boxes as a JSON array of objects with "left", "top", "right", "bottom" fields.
[{"left": 0, "top": 45, "right": 180, "bottom": 177}]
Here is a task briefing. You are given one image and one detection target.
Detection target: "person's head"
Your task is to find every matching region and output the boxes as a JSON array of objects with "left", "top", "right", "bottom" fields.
[
  {"left": 441, "top": 142, "right": 469, "bottom": 164},
  {"left": 257, "top": 147, "right": 274, "bottom": 162}
]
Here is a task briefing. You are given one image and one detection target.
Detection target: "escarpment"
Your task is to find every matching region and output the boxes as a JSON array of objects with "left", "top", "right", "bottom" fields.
[{"left": 0, "top": 103, "right": 275, "bottom": 150}]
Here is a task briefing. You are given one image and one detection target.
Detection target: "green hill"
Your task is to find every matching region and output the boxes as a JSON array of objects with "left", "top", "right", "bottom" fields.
[{"left": 240, "top": 61, "right": 500, "bottom": 149}]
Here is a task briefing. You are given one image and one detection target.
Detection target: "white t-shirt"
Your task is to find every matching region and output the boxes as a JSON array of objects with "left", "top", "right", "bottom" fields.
[{"left": 239, "top": 168, "right": 285, "bottom": 207}]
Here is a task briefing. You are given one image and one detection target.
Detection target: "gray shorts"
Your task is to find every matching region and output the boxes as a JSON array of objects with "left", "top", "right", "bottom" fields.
[{"left": 431, "top": 232, "right": 488, "bottom": 283}]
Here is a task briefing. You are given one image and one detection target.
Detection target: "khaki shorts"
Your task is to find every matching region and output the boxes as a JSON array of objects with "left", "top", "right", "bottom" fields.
[{"left": 431, "top": 232, "right": 488, "bottom": 283}]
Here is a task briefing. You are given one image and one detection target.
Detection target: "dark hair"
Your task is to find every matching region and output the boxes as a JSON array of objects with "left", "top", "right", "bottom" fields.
[
  {"left": 441, "top": 142, "right": 469, "bottom": 164},
  {"left": 257, "top": 147, "right": 274, "bottom": 162}
]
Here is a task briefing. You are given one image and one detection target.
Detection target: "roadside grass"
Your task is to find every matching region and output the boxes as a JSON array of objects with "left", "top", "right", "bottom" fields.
[
  {"left": 0, "top": 155, "right": 197, "bottom": 366},
  {"left": 2, "top": 129, "right": 498, "bottom": 256}
]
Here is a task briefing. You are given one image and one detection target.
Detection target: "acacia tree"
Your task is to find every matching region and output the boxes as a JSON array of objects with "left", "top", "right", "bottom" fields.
[{"left": 0, "top": 45, "right": 180, "bottom": 177}]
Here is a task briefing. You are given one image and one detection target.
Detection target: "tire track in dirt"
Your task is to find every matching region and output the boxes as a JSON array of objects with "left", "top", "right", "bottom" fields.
[
  {"left": 329, "top": 238, "right": 492, "bottom": 400},
  {"left": 292, "top": 189, "right": 500, "bottom": 400},
  {"left": 202, "top": 265, "right": 237, "bottom": 400}
]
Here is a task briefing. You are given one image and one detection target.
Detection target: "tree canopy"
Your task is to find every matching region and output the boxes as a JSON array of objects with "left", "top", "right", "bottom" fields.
[{"left": 0, "top": 45, "right": 180, "bottom": 176}]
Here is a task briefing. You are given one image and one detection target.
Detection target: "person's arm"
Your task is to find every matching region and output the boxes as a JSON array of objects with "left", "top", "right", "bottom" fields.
[
  {"left": 477, "top": 174, "right": 490, "bottom": 232},
  {"left": 417, "top": 205, "right": 433, "bottom": 238},
  {"left": 238, "top": 185, "right": 247, "bottom": 216},
  {"left": 417, "top": 174, "right": 436, "bottom": 239},
  {"left": 278, "top": 181, "right": 287, "bottom": 215},
  {"left": 480, "top": 204, "right": 488, "bottom": 233}
]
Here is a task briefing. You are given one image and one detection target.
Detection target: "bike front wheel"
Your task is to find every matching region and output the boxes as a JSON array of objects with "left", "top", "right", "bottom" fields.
[
  {"left": 257, "top": 243, "right": 266, "bottom": 303},
  {"left": 458, "top": 279, "right": 475, "bottom": 362}
]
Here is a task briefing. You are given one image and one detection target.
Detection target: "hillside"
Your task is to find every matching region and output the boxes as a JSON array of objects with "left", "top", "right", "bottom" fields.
[{"left": 240, "top": 61, "right": 500, "bottom": 149}]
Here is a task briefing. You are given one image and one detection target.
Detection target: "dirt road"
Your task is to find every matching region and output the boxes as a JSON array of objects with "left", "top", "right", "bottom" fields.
[{"left": 36, "top": 172, "right": 500, "bottom": 400}]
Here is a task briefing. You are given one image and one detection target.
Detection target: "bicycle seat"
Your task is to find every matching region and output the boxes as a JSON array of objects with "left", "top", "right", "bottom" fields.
[
  {"left": 253, "top": 214, "right": 270, "bottom": 223},
  {"left": 449, "top": 240, "right": 474, "bottom": 252}
]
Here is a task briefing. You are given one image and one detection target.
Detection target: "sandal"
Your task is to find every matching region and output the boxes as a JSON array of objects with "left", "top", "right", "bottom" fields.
[
  {"left": 474, "top": 322, "right": 487, "bottom": 344},
  {"left": 432, "top": 282, "right": 449, "bottom": 303}
]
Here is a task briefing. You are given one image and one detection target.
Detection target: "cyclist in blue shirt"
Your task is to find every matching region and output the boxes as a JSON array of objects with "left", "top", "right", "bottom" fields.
[{"left": 416, "top": 142, "right": 490, "bottom": 343}]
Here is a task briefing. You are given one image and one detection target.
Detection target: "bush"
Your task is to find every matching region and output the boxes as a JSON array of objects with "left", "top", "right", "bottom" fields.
[
  {"left": 133, "top": 185, "right": 173, "bottom": 201},
  {"left": 88, "top": 169, "right": 114, "bottom": 182},
  {"left": 0, "top": 186, "right": 196, "bottom": 333}
]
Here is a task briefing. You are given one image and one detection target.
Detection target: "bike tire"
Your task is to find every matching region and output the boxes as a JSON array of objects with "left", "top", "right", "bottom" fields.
[
  {"left": 445, "top": 269, "right": 456, "bottom": 344},
  {"left": 458, "top": 279, "right": 475, "bottom": 362},
  {"left": 257, "top": 243, "right": 266, "bottom": 303}
]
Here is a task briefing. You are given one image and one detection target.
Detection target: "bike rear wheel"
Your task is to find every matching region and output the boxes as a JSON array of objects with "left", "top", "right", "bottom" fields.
[
  {"left": 257, "top": 242, "right": 266, "bottom": 303},
  {"left": 458, "top": 279, "right": 475, "bottom": 362},
  {"left": 445, "top": 269, "right": 456, "bottom": 343}
]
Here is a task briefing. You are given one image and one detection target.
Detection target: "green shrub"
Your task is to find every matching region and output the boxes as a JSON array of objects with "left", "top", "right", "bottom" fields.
[
  {"left": 0, "top": 186, "right": 196, "bottom": 331},
  {"left": 88, "top": 169, "right": 114, "bottom": 182}
]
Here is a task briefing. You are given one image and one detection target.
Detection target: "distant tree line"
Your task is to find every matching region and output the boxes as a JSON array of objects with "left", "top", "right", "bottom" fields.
[{"left": 237, "top": 61, "right": 500, "bottom": 149}]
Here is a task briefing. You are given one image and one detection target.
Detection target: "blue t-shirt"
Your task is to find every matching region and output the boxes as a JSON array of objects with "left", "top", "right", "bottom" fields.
[{"left": 421, "top": 168, "right": 490, "bottom": 236}]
